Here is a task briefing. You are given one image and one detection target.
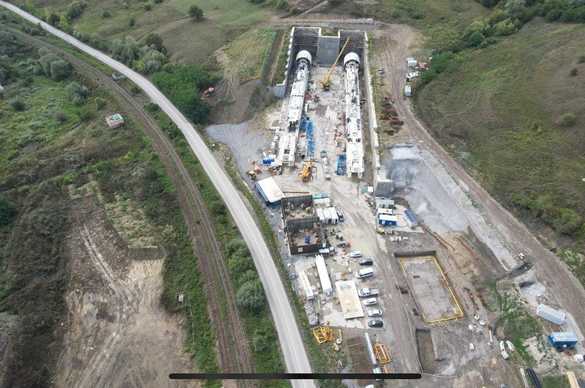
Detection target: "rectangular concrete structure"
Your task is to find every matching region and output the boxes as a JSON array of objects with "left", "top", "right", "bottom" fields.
[
  {"left": 335, "top": 280, "right": 364, "bottom": 319},
  {"left": 399, "top": 255, "right": 464, "bottom": 323}
]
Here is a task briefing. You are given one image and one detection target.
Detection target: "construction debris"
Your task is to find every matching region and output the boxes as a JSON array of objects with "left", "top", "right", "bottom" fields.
[{"left": 312, "top": 325, "right": 334, "bottom": 344}]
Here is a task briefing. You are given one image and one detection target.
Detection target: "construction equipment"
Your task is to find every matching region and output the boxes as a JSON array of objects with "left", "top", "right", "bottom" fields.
[
  {"left": 299, "top": 161, "right": 314, "bottom": 182},
  {"left": 320, "top": 38, "right": 351, "bottom": 91},
  {"left": 312, "top": 326, "right": 334, "bottom": 344},
  {"left": 374, "top": 342, "right": 391, "bottom": 365}
]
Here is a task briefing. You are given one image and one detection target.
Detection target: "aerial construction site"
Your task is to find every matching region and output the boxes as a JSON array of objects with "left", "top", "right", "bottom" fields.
[
  {"left": 4, "top": 0, "right": 585, "bottom": 387},
  {"left": 207, "top": 22, "right": 585, "bottom": 388}
]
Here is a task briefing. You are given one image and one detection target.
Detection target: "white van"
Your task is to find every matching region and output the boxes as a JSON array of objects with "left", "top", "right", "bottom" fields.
[{"left": 357, "top": 267, "right": 374, "bottom": 279}]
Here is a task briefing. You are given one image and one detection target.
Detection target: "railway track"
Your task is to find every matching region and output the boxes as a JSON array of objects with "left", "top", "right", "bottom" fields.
[{"left": 1, "top": 27, "right": 255, "bottom": 386}]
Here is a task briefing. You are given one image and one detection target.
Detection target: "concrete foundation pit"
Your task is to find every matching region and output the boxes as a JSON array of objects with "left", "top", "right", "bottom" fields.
[{"left": 398, "top": 254, "right": 464, "bottom": 323}]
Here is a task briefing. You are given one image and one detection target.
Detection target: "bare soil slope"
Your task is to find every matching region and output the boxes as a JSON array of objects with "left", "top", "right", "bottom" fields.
[{"left": 56, "top": 199, "right": 193, "bottom": 388}]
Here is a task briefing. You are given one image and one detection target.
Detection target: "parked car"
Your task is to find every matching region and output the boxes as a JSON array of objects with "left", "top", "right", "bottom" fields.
[
  {"left": 357, "top": 267, "right": 374, "bottom": 279},
  {"left": 358, "top": 287, "right": 379, "bottom": 297},
  {"left": 367, "top": 308, "right": 383, "bottom": 317},
  {"left": 336, "top": 207, "right": 344, "bottom": 222},
  {"left": 349, "top": 250, "right": 362, "bottom": 258},
  {"left": 368, "top": 319, "right": 384, "bottom": 328},
  {"left": 359, "top": 257, "right": 373, "bottom": 266},
  {"left": 363, "top": 298, "right": 378, "bottom": 306}
]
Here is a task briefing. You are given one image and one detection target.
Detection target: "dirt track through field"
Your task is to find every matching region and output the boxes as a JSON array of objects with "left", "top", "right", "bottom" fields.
[{"left": 2, "top": 27, "right": 255, "bottom": 387}]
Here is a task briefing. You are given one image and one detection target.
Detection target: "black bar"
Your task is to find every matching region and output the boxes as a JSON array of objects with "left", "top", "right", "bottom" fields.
[{"left": 169, "top": 373, "right": 421, "bottom": 380}]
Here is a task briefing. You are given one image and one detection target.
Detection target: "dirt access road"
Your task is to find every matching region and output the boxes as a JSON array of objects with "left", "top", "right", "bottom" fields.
[
  {"left": 372, "top": 25, "right": 585, "bottom": 333},
  {"left": 1, "top": 26, "right": 255, "bottom": 387},
  {"left": 0, "top": 5, "right": 314, "bottom": 385}
]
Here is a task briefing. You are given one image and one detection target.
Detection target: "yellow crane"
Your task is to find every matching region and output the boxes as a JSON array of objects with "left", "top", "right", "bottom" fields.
[{"left": 320, "top": 38, "right": 351, "bottom": 91}]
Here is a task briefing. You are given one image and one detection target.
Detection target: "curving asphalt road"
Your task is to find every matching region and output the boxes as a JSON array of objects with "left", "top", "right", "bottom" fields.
[{"left": 0, "top": 2, "right": 315, "bottom": 387}]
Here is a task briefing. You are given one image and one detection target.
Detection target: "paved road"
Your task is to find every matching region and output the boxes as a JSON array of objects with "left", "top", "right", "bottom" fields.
[{"left": 0, "top": 2, "right": 315, "bottom": 387}]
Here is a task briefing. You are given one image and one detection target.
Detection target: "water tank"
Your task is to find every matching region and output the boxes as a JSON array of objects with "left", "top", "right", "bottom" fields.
[
  {"left": 296, "top": 50, "right": 312, "bottom": 65},
  {"left": 343, "top": 52, "right": 360, "bottom": 67}
]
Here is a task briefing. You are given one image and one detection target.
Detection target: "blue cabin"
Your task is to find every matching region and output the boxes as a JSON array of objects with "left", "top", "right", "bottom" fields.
[{"left": 548, "top": 332, "right": 578, "bottom": 351}]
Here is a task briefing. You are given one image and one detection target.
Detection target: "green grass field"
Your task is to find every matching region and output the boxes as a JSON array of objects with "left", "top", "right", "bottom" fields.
[
  {"left": 225, "top": 28, "right": 276, "bottom": 82},
  {"left": 416, "top": 19, "right": 585, "bottom": 252},
  {"left": 14, "top": 0, "right": 274, "bottom": 65},
  {"left": 0, "top": 28, "right": 220, "bottom": 386},
  {"left": 342, "top": 0, "right": 488, "bottom": 48}
]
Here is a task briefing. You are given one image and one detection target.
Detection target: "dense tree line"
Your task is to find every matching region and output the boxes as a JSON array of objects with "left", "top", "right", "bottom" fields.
[
  {"left": 151, "top": 64, "right": 217, "bottom": 124},
  {"left": 421, "top": 0, "right": 585, "bottom": 85},
  {"left": 476, "top": 0, "right": 585, "bottom": 23}
]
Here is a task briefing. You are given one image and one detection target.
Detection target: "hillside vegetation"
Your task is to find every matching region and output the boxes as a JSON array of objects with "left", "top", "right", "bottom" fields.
[
  {"left": 0, "top": 23, "right": 218, "bottom": 387},
  {"left": 416, "top": 19, "right": 585, "bottom": 255},
  {"left": 14, "top": 0, "right": 278, "bottom": 65}
]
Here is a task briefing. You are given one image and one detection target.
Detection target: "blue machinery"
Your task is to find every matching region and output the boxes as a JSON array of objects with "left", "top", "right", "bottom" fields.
[
  {"left": 336, "top": 154, "right": 347, "bottom": 175},
  {"left": 301, "top": 117, "right": 315, "bottom": 160}
]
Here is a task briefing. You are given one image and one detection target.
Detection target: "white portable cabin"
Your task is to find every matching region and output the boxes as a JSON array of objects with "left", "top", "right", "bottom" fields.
[
  {"left": 406, "top": 57, "right": 418, "bottom": 68},
  {"left": 316, "top": 207, "right": 325, "bottom": 223},
  {"left": 404, "top": 84, "right": 412, "bottom": 97},
  {"left": 315, "top": 255, "right": 333, "bottom": 296},
  {"left": 536, "top": 304, "right": 566, "bottom": 325},
  {"left": 323, "top": 207, "right": 339, "bottom": 224},
  {"left": 255, "top": 177, "right": 284, "bottom": 205},
  {"left": 299, "top": 271, "right": 315, "bottom": 301}
]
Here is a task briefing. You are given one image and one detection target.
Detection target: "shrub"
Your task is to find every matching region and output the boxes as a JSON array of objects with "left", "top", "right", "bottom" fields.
[
  {"left": 227, "top": 238, "right": 249, "bottom": 257},
  {"left": 66, "top": 1, "right": 87, "bottom": 21},
  {"left": 54, "top": 111, "right": 68, "bottom": 123},
  {"left": 554, "top": 208, "right": 583, "bottom": 235},
  {"left": 545, "top": 8, "right": 562, "bottom": 22},
  {"left": 145, "top": 102, "right": 160, "bottom": 112},
  {"left": 0, "top": 196, "right": 17, "bottom": 226},
  {"left": 578, "top": 55, "right": 585, "bottom": 64},
  {"left": 467, "top": 31, "right": 486, "bottom": 47},
  {"left": 188, "top": 5, "right": 204, "bottom": 21},
  {"left": 66, "top": 81, "right": 89, "bottom": 105},
  {"left": 236, "top": 279, "right": 266, "bottom": 312},
  {"left": 228, "top": 255, "right": 254, "bottom": 275},
  {"left": 128, "top": 17, "right": 136, "bottom": 27},
  {"left": 493, "top": 19, "right": 517, "bottom": 36},
  {"left": 95, "top": 97, "right": 106, "bottom": 110},
  {"left": 558, "top": 112, "right": 577, "bottom": 127},
  {"left": 10, "top": 98, "right": 26, "bottom": 111},
  {"left": 570, "top": 68, "right": 578, "bottom": 76},
  {"left": 39, "top": 53, "right": 72, "bottom": 80},
  {"left": 477, "top": 0, "right": 501, "bottom": 7},
  {"left": 47, "top": 13, "right": 60, "bottom": 26},
  {"left": 101, "top": 10, "right": 111, "bottom": 18},
  {"left": 49, "top": 60, "right": 72, "bottom": 80},
  {"left": 252, "top": 329, "right": 271, "bottom": 352},
  {"left": 144, "top": 4, "right": 152, "bottom": 11},
  {"left": 145, "top": 33, "right": 164, "bottom": 51},
  {"left": 110, "top": 37, "right": 139, "bottom": 64},
  {"left": 79, "top": 107, "right": 95, "bottom": 122}
]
